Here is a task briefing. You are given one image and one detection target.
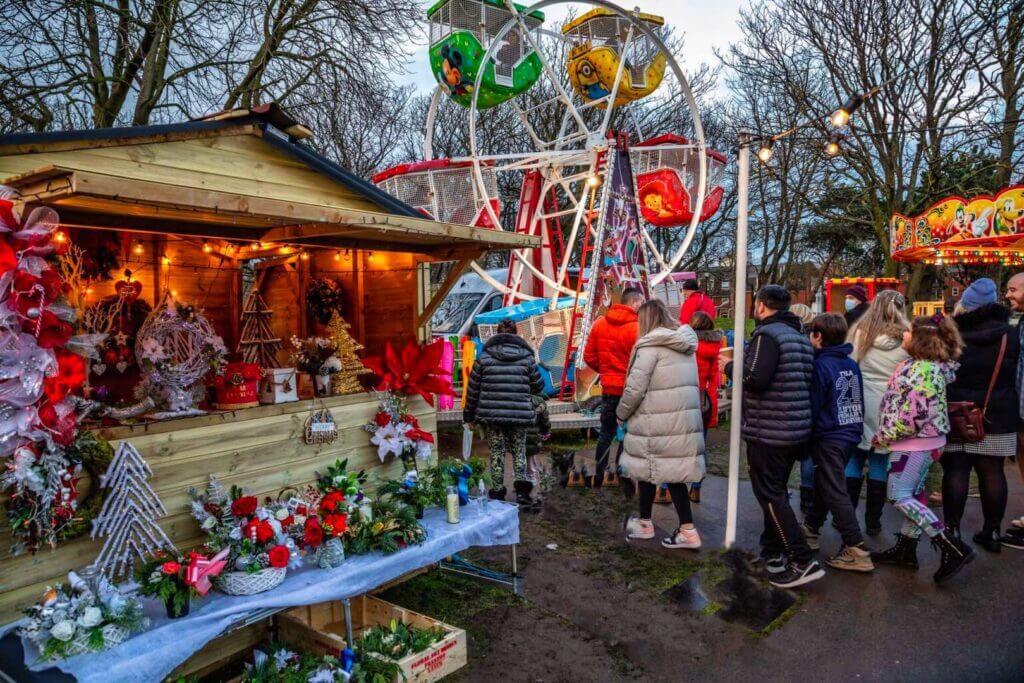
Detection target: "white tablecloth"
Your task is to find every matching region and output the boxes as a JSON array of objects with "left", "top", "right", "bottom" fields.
[{"left": 10, "top": 501, "right": 519, "bottom": 682}]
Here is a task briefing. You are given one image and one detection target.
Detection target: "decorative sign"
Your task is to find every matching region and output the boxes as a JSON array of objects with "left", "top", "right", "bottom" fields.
[{"left": 890, "top": 184, "right": 1024, "bottom": 262}]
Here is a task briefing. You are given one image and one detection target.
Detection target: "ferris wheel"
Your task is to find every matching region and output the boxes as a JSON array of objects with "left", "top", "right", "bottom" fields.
[{"left": 375, "top": 1, "right": 726, "bottom": 393}]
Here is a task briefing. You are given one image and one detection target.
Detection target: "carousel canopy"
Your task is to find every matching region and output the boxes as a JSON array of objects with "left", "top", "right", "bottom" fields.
[
  {"left": 0, "top": 104, "right": 538, "bottom": 260},
  {"left": 890, "top": 184, "right": 1024, "bottom": 265}
]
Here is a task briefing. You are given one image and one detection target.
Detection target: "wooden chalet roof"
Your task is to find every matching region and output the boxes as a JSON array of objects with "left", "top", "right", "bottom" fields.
[{"left": 0, "top": 106, "right": 536, "bottom": 260}]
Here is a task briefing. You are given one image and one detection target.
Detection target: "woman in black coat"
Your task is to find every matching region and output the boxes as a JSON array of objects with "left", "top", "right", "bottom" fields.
[
  {"left": 944, "top": 279, "right": 1021, "bottom": 552},
  {"left": 464, "top": 319, "right": 545, "bottom": 505}
]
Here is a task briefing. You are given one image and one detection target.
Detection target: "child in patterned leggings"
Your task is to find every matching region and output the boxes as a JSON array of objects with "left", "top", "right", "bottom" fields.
[{"left": 871, "top": 314, "right": 975, "bottom": 583}]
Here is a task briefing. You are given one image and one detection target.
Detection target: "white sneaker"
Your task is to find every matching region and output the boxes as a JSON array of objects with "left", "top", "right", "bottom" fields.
[
  {"left": 662, "top": 526, "right": 701, "bottom": 549},
  {"left": 624, "top": 515, "right": 655, "bottom": 540}
]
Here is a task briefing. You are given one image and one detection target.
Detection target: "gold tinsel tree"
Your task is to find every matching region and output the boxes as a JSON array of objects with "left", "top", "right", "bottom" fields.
[{"left": 328, "top": 312, "right": 371, "bottom": 395}]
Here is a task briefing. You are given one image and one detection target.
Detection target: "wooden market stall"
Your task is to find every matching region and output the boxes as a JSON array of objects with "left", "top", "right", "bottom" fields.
[
  {"left": 0, "top": 104, "right": 537, "bottom": 630},
  {"left": 824, "top": 276, "right": 903, "bottom": 313}
]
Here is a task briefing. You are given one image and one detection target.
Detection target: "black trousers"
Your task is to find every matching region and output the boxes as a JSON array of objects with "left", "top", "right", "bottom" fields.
[
  {"left": 941, "top": 450, "right": 1008, "bottom": 532},
  {"left": 746, "top": 441, "right": 813, "bottom": 564},
  {"left": 637, "top": 481, "right": 693, "bottom": 525},
  {"left": 804, "top": 439, "right": 863, "bottom": 547},
  {"left": 595, "top": 394, "right": 621, "bottom": 478}
]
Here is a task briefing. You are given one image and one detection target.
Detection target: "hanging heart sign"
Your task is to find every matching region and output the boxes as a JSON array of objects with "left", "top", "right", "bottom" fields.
[
  {"left": 92, "top": 363, "right": 107, "bottom": 375},
  {"left": 115, "top": 361, "right": 128, "bottom": 373}
]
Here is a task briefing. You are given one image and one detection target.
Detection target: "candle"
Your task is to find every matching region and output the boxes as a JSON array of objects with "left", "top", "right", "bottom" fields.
[{"left": 446, "top": 486, "right": 460, "bottom": 524}]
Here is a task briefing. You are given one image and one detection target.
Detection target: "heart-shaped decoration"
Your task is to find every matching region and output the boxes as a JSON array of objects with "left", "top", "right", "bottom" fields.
[
  {"left": 92, "top": 363, "right": 107, "bottom": 375},
  {"left": 114, "top": 279, "right": 143, "bottom": 303},
  {"left": 115, "top": 361, "right": 128, "bottom": 373}
]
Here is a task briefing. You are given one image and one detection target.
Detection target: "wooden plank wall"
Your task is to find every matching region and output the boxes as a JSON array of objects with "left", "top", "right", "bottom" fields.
[{"left": 0, "top": 394, "right": 436, "bottom": 624}]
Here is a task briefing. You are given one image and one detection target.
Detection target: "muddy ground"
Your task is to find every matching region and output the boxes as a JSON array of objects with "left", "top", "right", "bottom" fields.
[{"left": 384, "top": 426, "right": 1024, "bottom": 682}]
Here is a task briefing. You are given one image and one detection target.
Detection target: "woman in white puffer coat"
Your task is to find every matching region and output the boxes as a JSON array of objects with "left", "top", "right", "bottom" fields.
[
  {"left": 618, "top": 299, "right": 706, "bottom": 549},
  {"left": 846, "top": 289, "right": 910, "bottom": 536}
]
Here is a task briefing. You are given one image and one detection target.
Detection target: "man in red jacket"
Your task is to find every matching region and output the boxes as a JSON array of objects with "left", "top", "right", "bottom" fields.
[
  {"left": 679, "top": 279, "right": 716, "bottom": 324},
  {"left": 583, "top": 286, "right": 644, "bottom": 486}
]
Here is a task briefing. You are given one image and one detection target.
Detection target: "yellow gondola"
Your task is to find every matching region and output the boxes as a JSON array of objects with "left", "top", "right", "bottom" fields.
[{"left": 561, "top": 8, "right": 666, "bottom": 108}]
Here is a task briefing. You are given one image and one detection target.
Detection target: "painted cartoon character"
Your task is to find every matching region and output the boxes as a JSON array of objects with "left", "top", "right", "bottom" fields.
[
  {"left": 575, "top": 59, "right": 609, "bottom": 100},
  {"left": 967, "top": 207, "right": 993, "bottom": 238},
  {"left": 438, "top": 45, "right": 473, "bottom": 98},
  {"left": 996, "top": 198, "right": 1024, "bottom": 235},
  {"left": 642, "top": 190, "right": 674, "bottom": 219}
]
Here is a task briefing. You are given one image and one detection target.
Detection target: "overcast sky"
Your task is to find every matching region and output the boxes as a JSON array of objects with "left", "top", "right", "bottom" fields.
[{"left": 401, "top": 0, "right": 746, "bottom": 93}]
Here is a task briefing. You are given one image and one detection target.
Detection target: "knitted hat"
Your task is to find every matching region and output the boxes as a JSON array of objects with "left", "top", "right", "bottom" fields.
[
  {"left": 960, "top": 278, "right": 997, "bottom": 311},
  {"left": 845, "top": 284, "right": 868, "bottom": 304}
]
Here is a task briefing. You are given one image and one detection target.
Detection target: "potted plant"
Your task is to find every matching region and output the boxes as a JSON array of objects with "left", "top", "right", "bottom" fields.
[
  {"left": 289, "top": 336, "right": 339, "bottom": 396},
  {"left": 134, "top": 550, "right": 223, "bottom": 619}
]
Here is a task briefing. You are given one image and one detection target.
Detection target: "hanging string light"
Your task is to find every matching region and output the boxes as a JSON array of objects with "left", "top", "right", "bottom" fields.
[
  {"left": 825, "top": 133, "right": 843, "bottom": 157},
  {"left": 756, "top": 138, "right": 775, "bottom": 162}
]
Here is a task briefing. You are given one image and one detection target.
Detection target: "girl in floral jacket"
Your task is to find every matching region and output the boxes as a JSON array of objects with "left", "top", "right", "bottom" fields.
[{"left": 871, "top": 314, "right": 974, "bottom": 583}]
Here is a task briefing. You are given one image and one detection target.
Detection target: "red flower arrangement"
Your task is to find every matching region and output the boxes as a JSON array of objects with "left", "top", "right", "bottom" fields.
[
  {"left": 319, "top": 491, "right": 345, "bottom": 512},
  {"left": 243, "top": 518, "right": 276, "bottom": 544},
  {"left": 303, "top": 517, "right": 325, "bottom": 548},
  {"left": 363, "top": 338, "right": 454, "bottom": 406},
  {"left": 322, "top": 513, "right": 348, "bottom": 538},
  {"left": 161, "top": 561, "right": 182, "bottom": 575}
]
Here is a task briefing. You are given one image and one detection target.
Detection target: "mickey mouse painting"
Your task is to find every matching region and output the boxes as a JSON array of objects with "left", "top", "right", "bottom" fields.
[{"left": 438, "top": 44, "right": 473, "bottom": 98}]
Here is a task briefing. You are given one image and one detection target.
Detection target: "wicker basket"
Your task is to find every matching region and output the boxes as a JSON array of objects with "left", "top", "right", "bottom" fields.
[
  {"left": 214, "top": 567, "right": 286, "bottom": 596},
  {"left": 60, "top": 624, "right": 130, "bottom": 658}
]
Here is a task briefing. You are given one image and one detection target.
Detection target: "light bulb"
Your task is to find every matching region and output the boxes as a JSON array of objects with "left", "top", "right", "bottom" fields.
[
  {"left": 202, "top": 242, "right": 212, "bottom": 253},
  {"left": 161, "top": 255, "right": 171, "bottom": 266},
  {"left": 334, "top": 250, "right": 341, "bottom": 261},
  {"left": 299, "top": 251, "right": 309, "bottom": 261},
  {"left": 586, "top": 175, "right": 599, "bottom": 187},
  {"left": 133, "top": 240, "right": 144, "bottom": 255},
  {"left": 757, "top": 143, "right": 773, "bottom": 162},
  {"left": 830, "top": 108, "right": 850, "bottom": 128},
  {"left": 825, "top": 134, "right": 842, "bottom": 157},
  {"left": 53, "top": 231, "right": 67, "bottom": 244}
]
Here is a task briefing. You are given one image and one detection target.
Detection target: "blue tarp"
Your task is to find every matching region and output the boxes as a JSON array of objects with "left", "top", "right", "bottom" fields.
[
  {"left": 11, "top": 503, "right": 519, "bottom": 682},
  {"left": 473, "top": 296, "right": 579, "bottom": 324}
]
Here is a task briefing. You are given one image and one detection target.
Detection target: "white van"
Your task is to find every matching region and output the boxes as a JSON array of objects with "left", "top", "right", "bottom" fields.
[{"left": 430, "top": 268, "right": 506, "bottom": 339}]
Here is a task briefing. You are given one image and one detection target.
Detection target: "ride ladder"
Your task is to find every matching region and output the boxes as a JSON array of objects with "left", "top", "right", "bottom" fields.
[{"left": 557, "top": 155, "right": 606, "bottom": 401}]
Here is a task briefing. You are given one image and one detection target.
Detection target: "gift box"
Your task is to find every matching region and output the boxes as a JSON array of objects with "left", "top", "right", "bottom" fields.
[
  {"left": 260, "top": 367, "right": 299, "bottom": 404},
  {"left": 213, "top": 362, "right": 261, "bottom": 409}
]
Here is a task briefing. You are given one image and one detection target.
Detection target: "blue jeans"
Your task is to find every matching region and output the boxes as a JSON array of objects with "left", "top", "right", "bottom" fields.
[
  {"left": 800, "top": 458, "right": 815, "bottom": 489},
  {"left": 845, "top": 447, "right": 888, "bottom": 482}
]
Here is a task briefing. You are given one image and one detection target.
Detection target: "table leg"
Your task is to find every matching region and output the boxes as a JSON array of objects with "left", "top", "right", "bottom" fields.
[{"left": 342, "top": 597, "right": 354, "bottom": 647}]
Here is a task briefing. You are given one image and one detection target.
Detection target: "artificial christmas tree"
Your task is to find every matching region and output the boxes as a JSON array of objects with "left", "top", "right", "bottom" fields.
[
  {"left": 238, "top": 290, "right": 282, "bottom": 368},
  {"left": 327, "top": 312, "right": 371, "bottom": 395},
  {"left": 90, "top": 441, "right": 176, "bottom": 581}
]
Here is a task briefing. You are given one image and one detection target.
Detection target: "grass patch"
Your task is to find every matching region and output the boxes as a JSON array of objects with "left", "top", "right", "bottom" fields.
[
  {"left": 699, "top": 602, "right": 724, "bottom": 616},
  {"left": 756, "top": 593, "right": 806, "bottom": 637},
  {"left": 606, "top": 641, "right": 643, "bottom": 678}
]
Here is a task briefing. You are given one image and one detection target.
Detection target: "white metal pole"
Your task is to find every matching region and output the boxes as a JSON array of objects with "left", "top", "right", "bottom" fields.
[{"left": 725, "top": 133, "right": 751, "bottom": 548}]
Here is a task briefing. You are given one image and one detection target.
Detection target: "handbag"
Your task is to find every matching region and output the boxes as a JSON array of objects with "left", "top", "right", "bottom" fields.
[{"left": 948, "top": 334, "right": 1006, "bottom": 443}]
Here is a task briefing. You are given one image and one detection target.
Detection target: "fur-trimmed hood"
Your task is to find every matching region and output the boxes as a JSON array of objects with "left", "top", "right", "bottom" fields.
[
  {"left": 694, "top": 328, "right": 724, "bottom": 344},
  {"left": 953, "top": 302, "right": 1013, "bottom": 346}
]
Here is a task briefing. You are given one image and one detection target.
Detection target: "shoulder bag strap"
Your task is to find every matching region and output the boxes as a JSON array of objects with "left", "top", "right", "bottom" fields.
[{"left": 982, "top": 334, "right": 1007, "bottom": 413}]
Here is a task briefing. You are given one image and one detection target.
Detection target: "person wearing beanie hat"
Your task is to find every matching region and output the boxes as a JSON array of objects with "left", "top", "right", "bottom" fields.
[
  {"left": 844, "top": 284, "right": 870, "bottom": 326},
  {"left": 944, "top": 276, "right": 1021, "bottom": 552},
  {"left": 959, "top": 277, "right": 997, "bottom": 312}
]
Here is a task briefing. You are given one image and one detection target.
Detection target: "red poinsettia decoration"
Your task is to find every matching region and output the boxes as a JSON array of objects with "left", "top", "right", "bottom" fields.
[
  {"left": 303, "top": 516, "right": 324, "bottom": 548},
  {"left": 363, "top": 338, "right": 454, "bottom": 407},
  {"left": 42, "top": 351, "right": 87, "bottom": 404}
]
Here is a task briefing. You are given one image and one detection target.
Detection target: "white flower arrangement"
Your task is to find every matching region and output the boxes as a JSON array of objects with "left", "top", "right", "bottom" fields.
[{"left": 20, "top": 572, "right": 147, "bottom": 661}]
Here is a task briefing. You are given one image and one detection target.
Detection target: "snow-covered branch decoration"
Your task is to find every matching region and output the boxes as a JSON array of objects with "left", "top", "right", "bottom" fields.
[{"left": 90, "top": 441, "right": 176, "bottom": 581}]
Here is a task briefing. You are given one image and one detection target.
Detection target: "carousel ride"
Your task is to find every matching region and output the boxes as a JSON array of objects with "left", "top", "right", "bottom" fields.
[{"left": 373, "top": 0, "right": 727, "bottom": 399}]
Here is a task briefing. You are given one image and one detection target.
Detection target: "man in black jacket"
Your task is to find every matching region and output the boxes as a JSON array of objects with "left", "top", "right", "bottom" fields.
[
  {"left": 464, "top": 319, "right": 545, "bottom": 505},
  {"left": 730, "top": 285, "right": 823, "bottom": 588}
]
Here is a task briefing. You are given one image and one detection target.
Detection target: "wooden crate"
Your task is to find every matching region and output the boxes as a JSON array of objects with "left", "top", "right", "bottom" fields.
[{"left": 276, "top": 595, "right": 467, "bottom": 682}]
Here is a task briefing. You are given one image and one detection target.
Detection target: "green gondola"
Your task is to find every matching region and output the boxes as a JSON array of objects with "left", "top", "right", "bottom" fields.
[{"left": 427, "top": 0, "right": 545, "bottom": 109}]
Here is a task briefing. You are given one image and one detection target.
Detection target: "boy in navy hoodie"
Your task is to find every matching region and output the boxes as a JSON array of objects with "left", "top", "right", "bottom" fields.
[{"left": 802, "top": 313, "right": 874, "bottom": 572}]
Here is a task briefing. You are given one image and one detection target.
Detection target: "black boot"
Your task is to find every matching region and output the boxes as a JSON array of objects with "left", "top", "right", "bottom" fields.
[
  {"left": 932, "top": 530, "right": 975, "bottom": 583},
  {"left": 864, "top": 480, "right": 887, "bottom": 537},
  {"left": 488, "top": 486, "right": 507, "bottom": 501},
  {"left": 871, "top": 533, "right": 920, "bottom": 568},
  {"left": 972, "top": 527, "right": 1002, "bottom": 553},
  {"left": 846, "top": 476, "right": 864, "bottom": 510},
  {"left": 799, "top": 486, "right": 814, "bottom": 515},
  {"left": 513, "top": 480, "right": 534, "bottom": 508}
]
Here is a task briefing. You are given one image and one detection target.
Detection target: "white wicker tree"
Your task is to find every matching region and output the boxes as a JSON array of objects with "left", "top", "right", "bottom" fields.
[{"left": 90, "top": 441, "right": 176, "bottom": 581}]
